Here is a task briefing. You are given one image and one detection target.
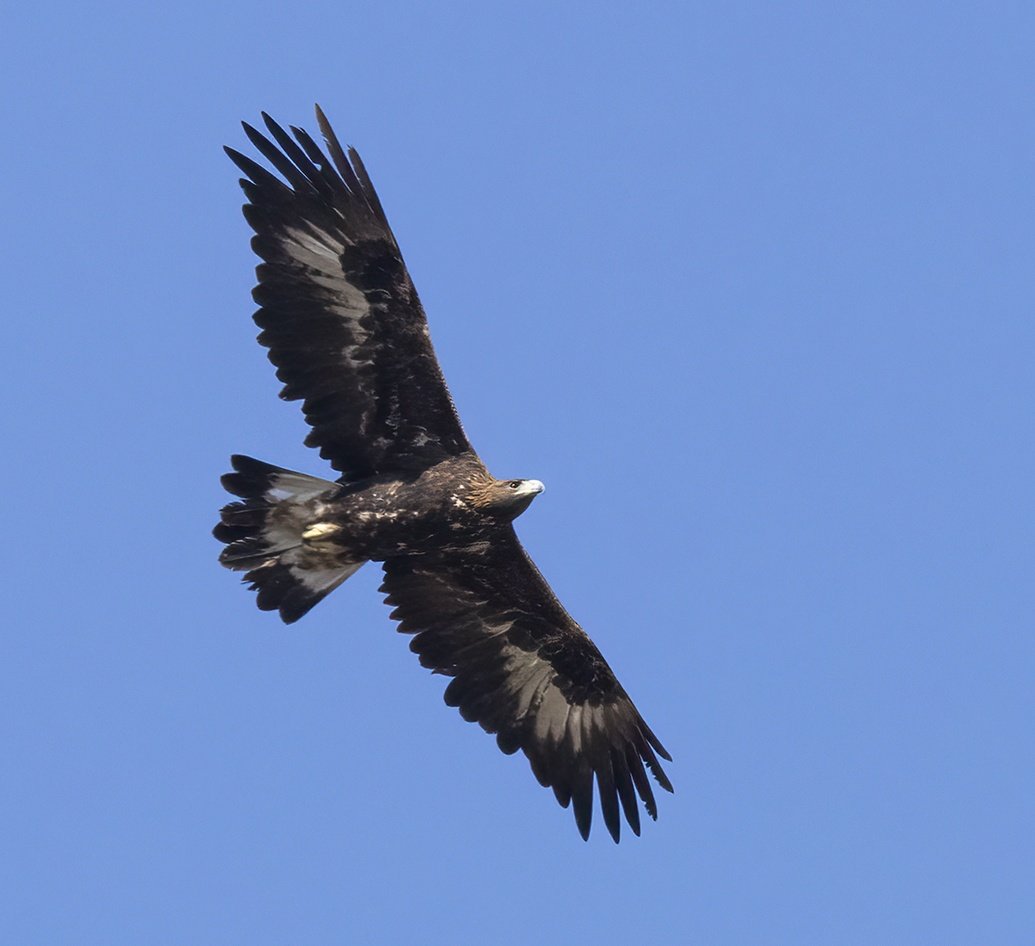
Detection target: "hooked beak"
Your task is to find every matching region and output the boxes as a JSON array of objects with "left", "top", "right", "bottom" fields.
[{"left": 523, "top": 479, "right": 545, "bottom": 496}]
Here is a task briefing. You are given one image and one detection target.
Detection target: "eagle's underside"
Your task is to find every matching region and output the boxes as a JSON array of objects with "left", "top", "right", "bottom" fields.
[{"left": 215, "top": 108, "right": 672, "bottom": 842}]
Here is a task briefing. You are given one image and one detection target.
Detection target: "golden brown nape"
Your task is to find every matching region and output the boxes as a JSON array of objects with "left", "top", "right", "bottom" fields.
[{"left": 467, "top": 476, "right": 546, "bottom": 521}]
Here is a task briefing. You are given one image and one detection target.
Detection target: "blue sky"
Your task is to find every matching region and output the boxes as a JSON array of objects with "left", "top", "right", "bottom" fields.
[{"left": 4, "top": 2, "right": 1034, "bottom": 943}]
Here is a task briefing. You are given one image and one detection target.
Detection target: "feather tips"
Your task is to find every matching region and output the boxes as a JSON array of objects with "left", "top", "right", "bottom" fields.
[
  {"left": 380, "top": 528, "right": 672, "bottom": 841},
  {"left": 227, "top": 108, "right": 471, "bottom": 478}
]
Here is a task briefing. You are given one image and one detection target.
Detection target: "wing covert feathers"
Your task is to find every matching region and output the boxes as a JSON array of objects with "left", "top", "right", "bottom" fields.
[
  {"left": 381, "top": 528, "right": 672, "bottom": 842},
  {"left": 224, "top": 109, "right": 671, "bottom": 842},
  {"left": 228, "top": 108, "right": 472, "bottom": 479}
]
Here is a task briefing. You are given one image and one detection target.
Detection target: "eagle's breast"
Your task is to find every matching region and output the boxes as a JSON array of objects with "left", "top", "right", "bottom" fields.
[{"left": 319, "top": 456, "right": 498, "bottom": 558}]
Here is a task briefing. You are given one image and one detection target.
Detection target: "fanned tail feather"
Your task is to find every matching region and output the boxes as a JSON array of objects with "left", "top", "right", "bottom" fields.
[{"left": 214, "top": 455, "right": 364, "bottom": 622}]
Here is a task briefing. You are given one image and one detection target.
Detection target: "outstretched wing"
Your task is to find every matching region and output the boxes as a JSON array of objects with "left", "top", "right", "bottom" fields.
[
  {"left": 381, "top": 529, "right": 673, "bottom": 842},
  {"left": 226, "top": 108, "right": 471, "bottom": 479}
]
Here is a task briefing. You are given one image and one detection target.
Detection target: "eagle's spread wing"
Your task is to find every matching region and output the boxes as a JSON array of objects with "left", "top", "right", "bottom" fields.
[
  {"left": 381, "top": 528, "right": 673, "bottom": 842},
  {"left": 226, "top": 109, "right": 471, "bottom": 479}
]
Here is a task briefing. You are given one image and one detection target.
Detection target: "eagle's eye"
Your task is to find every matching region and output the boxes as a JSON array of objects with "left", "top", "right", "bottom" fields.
[{"left": 508, "top": 480, "right": 521, "bottom": 489}]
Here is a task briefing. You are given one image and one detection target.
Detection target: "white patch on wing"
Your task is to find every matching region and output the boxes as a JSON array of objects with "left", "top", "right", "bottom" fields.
[
  {"left": 286, "top": 224, "right": 343, "bottom": 260},
  {"left": 283, "top": 227, "right": 374, "bottom": 380},
  {"left": 566, "top": 704, "right": 583, "bottom": 754}
]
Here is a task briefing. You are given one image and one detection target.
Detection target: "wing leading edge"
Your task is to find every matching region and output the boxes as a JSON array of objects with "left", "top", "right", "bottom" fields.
[
  {"left": 226, "top": 108, "right": 472, "bottom": 479},
  {"left": 227, "top": 110, "right": 673, "bottom": 841},
  {"left": 382, "top": 528, "right": 673, "bottom": 842}
]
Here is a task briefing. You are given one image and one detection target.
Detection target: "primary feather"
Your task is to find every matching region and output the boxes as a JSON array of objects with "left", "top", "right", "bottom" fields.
[{"left": 215, "top": 107, "right": 672, "bottom": 841}]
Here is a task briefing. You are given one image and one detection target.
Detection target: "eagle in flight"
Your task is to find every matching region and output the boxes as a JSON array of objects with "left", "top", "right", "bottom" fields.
[{"left": 214, "top": 108, "right": 672, "bottom": 842}]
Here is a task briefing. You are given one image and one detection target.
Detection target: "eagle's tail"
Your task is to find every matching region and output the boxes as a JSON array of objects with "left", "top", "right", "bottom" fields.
[{"left": 214, "top": 455, "right": 364, "bottom": 623}]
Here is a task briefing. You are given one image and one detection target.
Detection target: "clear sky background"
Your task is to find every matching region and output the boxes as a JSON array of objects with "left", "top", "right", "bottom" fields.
[{"left": 3, "top": 2, "right": 1033, "bottom": 943}]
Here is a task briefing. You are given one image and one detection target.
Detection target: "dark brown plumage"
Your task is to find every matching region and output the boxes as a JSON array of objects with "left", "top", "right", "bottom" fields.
[{"left": 215, "top": 108, "right": 672, "bottom": 841}]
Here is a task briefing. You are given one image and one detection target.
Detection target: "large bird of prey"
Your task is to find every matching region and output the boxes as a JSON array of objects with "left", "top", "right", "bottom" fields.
[{"left": 214, "top": 108, "right": 672, "bottom": 842}]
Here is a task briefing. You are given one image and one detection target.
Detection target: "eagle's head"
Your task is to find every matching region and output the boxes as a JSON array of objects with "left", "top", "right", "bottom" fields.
[{"left": 470, "top": 476, "right": 545, "bottom": 520}]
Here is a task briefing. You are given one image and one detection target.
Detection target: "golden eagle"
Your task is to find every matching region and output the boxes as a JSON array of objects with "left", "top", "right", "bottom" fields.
[{"left": 214, "top": 108, "right": 672, "bottom": 842}]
